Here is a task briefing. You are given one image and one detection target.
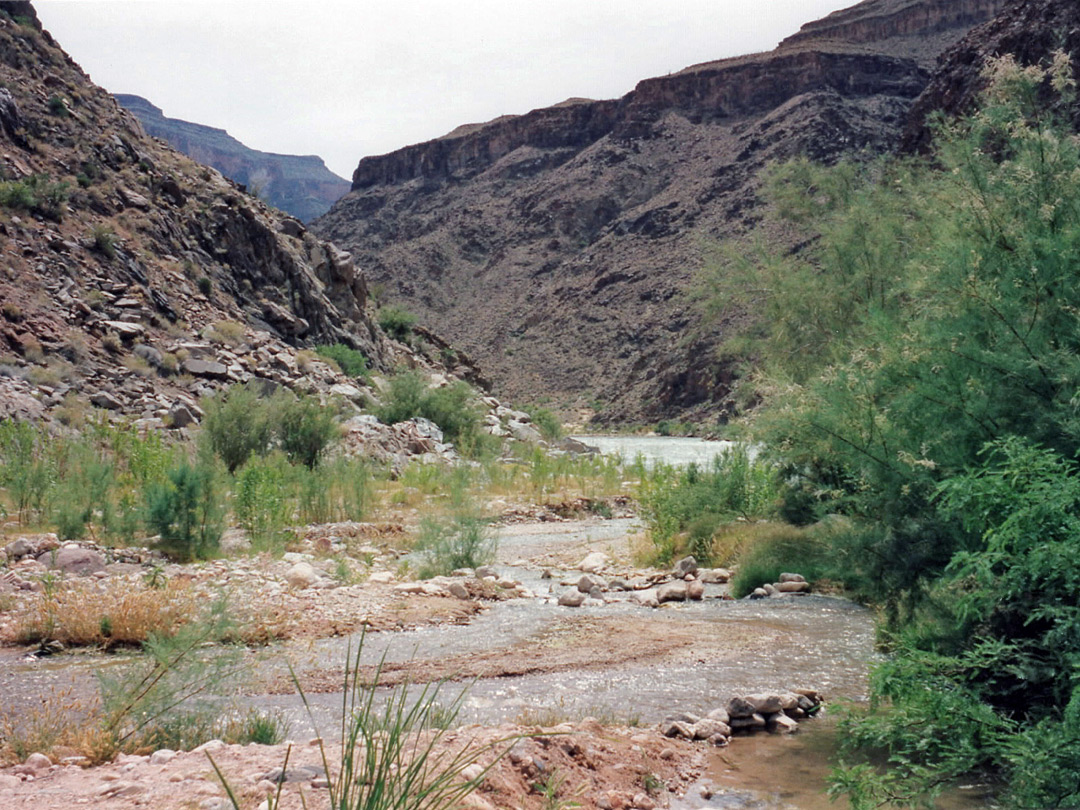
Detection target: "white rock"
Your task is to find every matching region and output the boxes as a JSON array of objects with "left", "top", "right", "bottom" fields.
[
  {"left": 286, "top": 562, "right": 319, "bottom": 589},
  {"left": 577, "top": 551, "right": 609, "bottom": 573},
  {"left": 150, "top": 749, "right": 177, "bottom": 765},
  {"left": 24, "top": 752, "right": 51, "bottom": 773}
]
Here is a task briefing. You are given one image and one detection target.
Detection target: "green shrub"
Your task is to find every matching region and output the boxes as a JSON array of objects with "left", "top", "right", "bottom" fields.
[
  {"left": 200, "top": 384, "right": 273, "bottom": 473},
  {"left": 527, "top": 405, "right": 564, "bottom": 442},
  {"left": 274, "top": 393, "right": 339, "bottom": 469},
  {"left": 90, "top": 225, "right": 116, "bottom": 259},
  {"left": 315, "top": 343, "right": 370, "bottom": 379},
  {"left": 415, "top": 513, "right": 496, "bottom": 578},
  {"left": 0, "top": 174, "right": 69, "bottom": 222},
  {"left": 47, "top": 95, "right": 68, "bottom": 117},
  {"left": 197, "top": 276, "right": 212, "bottom": 296},
  {"left": 144, "top": 460, "right": 223, "bottom": 561},
  {"left": 728, "top": 526, "right": 829, "bottom": 597},
  {"left": 233, "top": 454, "right": 292, "bottom": 553},
  {"left": 376, "top": 372, "right": 483, "bottom": 451},
  {"left": 377, "top": 304, "right": 418, "bottom": 341},
  {"left": 640, "top": 446, "right": 782, "bottom": 563}
]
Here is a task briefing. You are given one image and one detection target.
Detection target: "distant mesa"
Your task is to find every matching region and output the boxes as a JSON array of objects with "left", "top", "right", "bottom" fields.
[{"left": 115, "top": 94, "right": 350, "bottom": 223}]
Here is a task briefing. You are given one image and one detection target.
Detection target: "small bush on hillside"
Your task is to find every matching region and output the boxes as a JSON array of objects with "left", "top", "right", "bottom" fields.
[
  {"left": 47, "top": 94, "right": 68, "bottom": 117},
  {"left": 377, "top": 304, "right": 418, "bottom": 341},
  {"left": 376, "top": 372, "right": 484, "bottom": 450},
  {"left": 527, "top": 405, "right": 564, "bottom": 442},
  {"left": 0, "top": 174, "right": 69, "bottom": 222},
  {"left": 315, "top": 343, "right": 370, "bottom": 379}
]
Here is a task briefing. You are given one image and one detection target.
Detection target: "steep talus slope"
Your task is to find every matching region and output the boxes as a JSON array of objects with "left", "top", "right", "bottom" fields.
[
  {"left": 904, "top": 0, "right": 1080, "bottom": 151},
  {"left": 0, "top": 2, "right": 478, "bottom": 425},
  {"left": 313, "top": 0, "right": 1004, "bottom": 424},
  {"left": 115, "top": 94, "right": 351, "bottom": 223}
]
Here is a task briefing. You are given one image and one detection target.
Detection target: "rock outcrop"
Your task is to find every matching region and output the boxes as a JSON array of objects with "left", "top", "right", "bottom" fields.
[
  {"left": 116, "top": 94, "right": 351, "bottom": 223},
  {"left": 312, "top": 0, "right": 1005, "bottom": 425}
]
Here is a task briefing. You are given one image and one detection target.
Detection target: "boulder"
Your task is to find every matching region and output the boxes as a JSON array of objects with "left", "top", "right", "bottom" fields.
[
  {"left": 578, "top": 551, "right": 609, "bottom": 573},
  {"left": 767, "top": 713, "right": 800, "bottom": 734},
  {"left": 558, "top": 589, "right": 586, "bottom": 607},
  {"left": 779, "top": 572, "right": 806, "bottom": 583},
  {"left": 728, "top": 713, "right": 767, "bottom": 730},
  {"left": 727, "top": 697, "right": 757, "bottom": 719},
  {"left": 706, "top": 707, "right": 730, "bottom": 724},
  {"left": 674, "top": 556, "right": 698, "bottom": 578},
  {"left": 656, "top": 582, "right": 687, "bottom": 603},
  {"left": 89, "top": 390, "right": 124, "bottom": 410},
  {"left": 577, "top": 574, "right": 606, "bottom": 593},
  {"left": 447, "top": 581, "right": 470, "bottom": 600},
  {"left": 474, "top": 565, "right": 497, "bottom": 579},
  {"left": 686, "top": 580, "right": 705, "bottom": 600},
  {"left": 183, "top": 358, "right": 229, "bottom": 379},
  {"left": 699, "top": 568, "right": 730, "bottom": 584},
  {"left": 168, "top": 400, "right": 199, "bottom": 428},
  {"left": 285, "top": 562, "right": 319, "bottom": 589},
  {"left": 630, "top": 589, "right": 659, "bottom": 608},
  {"left": 659, "top": 720, "right": 694, "bottom": 740},
  {"left": 37, "top": 546, "right": 105, "bottom": 576},
  {"left": 692, "top": 718, "right": 731, "bottom": 740},
  {"left": 745, "top": 694, "right": 793, "bottom": 714},
  {"left": 750, "top": 587, "right": 767, "bottom": 599},
  {"left": 777, "top": 580, "right": 810, "bottom": 593}
]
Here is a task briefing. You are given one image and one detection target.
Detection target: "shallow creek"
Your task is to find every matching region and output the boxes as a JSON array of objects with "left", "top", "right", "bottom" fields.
[{"left": 1, "top": 437, "right": 997, "bottom": 807}]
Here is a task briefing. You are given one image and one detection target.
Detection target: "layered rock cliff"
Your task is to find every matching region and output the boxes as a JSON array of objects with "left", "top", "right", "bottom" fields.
[
  {"left": 313, "top": 0, "right": 1006, "bottom": 424},
  {"left": 115, "top": 94, "right": 350, "bottom": 223}
]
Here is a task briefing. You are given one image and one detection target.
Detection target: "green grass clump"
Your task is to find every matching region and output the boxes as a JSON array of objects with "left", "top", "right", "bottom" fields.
[
  {"left": 728, "top": 525, "right": 829, "bottom": 597},
  {"left": 377, "top": 304, "right": 418, "bottom": 341},
  {"left": 315, "top": 343, "right": 370, "bottom": 379}
]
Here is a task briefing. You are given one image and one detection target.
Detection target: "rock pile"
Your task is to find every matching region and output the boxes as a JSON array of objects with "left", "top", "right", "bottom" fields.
[
  {"left": 555, "top": 555, "right": 730, "bottom": 609},
  {"left": 748, "top": 572, "right": 811, "bottom": 599},
  {"left": 660, "top": 688, "right": 823, "bottom": 746}
]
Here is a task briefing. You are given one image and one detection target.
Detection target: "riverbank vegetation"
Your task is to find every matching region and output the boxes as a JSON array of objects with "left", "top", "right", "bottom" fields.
[{"left": 699, "top": 55, "right": 1080, "bottom": 808}]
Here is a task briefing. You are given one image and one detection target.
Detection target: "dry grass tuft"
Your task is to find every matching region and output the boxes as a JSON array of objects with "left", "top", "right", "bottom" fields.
[{"left": 16, "top": 579, "right": 197, "bottom": 648}]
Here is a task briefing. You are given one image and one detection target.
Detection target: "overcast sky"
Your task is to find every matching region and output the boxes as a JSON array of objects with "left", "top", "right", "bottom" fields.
[{"left": 35, "top": 1, "right": 853, "bottom": 180}]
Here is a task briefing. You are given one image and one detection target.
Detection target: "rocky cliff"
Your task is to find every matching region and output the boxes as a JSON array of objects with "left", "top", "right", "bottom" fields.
[
  {"left": 0, "top": 2, "right": 480, "bottom": 426},
  {"left": 115, "top": 94, "right": 350, "bottom": 223},
  {"left": 904, "top": 0, "right": 1080, "bottom": 151},
  {"left": 313, "top": 0, "right": 1006, "bottom": 424}
]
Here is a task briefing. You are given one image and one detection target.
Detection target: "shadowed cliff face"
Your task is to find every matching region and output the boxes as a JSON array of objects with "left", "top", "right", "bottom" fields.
[
  {"left": 116, "top": 94, "right": 350, "bottom": 223},
  {"left": 311, "top": 0, "right": 1006, "bottom": 425},
  {"left": 904, "top": 0, "right": 1080, "bottom": 152}
]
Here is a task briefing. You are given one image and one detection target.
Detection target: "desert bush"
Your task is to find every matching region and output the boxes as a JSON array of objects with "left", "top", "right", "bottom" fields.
[
  {"left": 90, "top": 225, "right": 116, "bottom": 258},
  {"left": 207, "top": 319, "right": 245, "bottom": 346},
  {"left": 273, "top": 393, "right": 339, "bottom": 469},
  {"left": 377, "top": 304, "right": 418, "bottom": 341},
  {"left": 197, "top": 275, "right": 212, "bottom": 296},
  {"left": 16, "top": 579, "right": 197, "bottom": 648},
  {"left": 526, "top": 405, "right": 564, "bottom": 442},
  {"left": 47, "top": 94, "right": 68, "bottom": 117},
  {"left": 315, "top": 343, "right": 370, "bottom": 379},
  {"left": 144, "top": 459, "right": 224, "bottom": 561},
  {"left": 640, "top": 446, "right": 781, "bottom": 564},
  {"left": 376, "top": 372, "right": 483, "bottom": 450},
  {"left": 728, "top": 525, "right": 829, "bottom": 597},
  {"left": 0, "top": 174, "right": 69, "bottom": 221},
  {"left": 415, "top": 512, "right": 496, "bottom": 578},
  {"left": 295, "top": 456, "right": 373, "bottom": 525},
  {"left": 233, "top": 453, "right": 292, "bottom": 553},
  {"left": 201, "top": 383, "right": 273, "bottom": 473}
]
